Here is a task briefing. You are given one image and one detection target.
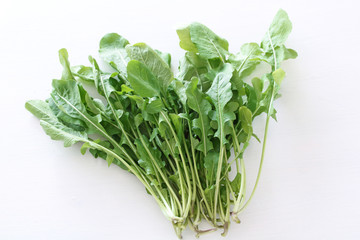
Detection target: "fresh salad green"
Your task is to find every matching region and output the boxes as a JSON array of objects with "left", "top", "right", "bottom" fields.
[{"left": 26, "top": 9, "right": 297, "bottom": 238}]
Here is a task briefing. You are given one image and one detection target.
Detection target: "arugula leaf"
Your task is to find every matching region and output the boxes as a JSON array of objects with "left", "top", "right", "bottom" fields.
[
  {"left": 176, "top": 25, "right": 198, "bottom": 52},
  {"left": 186, "top": 77, "right": 213, "bottom": 154},
  {"left": 230, "top": 173, "right": 241, "bottom": 196},
  {"left": 135, "top": 138, "right": 157, "bottom": 175},
  {"left": 239, "top": 106, "right": 252, "bottom": 134},
  {"left": 204, "top": 151, "right": 219, "bottom": 184},
  {"left": 99, "top": 33, "right": 130, "bottom": 77},
  {"left": 272, "top": 68, "right": 286, "bottom": 86},
  {"left": 229, "top": 43, "right": 262, "bottom": 90},
  {"left": 126, "top": 43, "right": 173, "bottom": 95},
  {"left": 146, "top": 99, "right": 164, "bottom": 114},
  {"left": 171, "top": 79, "right": 187, "bottom": 106},
  {"left": 178, "top": 52, "right": 209, "bottom": 90},
  {"left": 71, "top": 65, "right": 94, "bottom": 84},
  {"left": 206, "top": 63, "right": 233, "bottom": 143},
  {"left": 59, "top": 48, "right": 74, "bottom": 81},
  {"left": 50, "top": 79, "right": 110, "bottom": 138},
  {"left": 25, "top": 99, "right": 89, "bottom": 148},
  {"left": 25, "top": 100, "right": 55, "bottom": 120},
  {"left": 251, "top": 77, "right": 264, "bottom": 101},
  {"left": 27, "top": 10, "right": 297, "bottom": 238},
  {"left": 89, "top": 56, "right": 117, "bottom": 96},
  {"left": 261, "top": 9, "right": 293, "bottom": 51},
  {"left": 261, "top": 9, "right": 297, "bottom": 68},
  {"left": 127, "top": 60, "right": 161, "bottom": 98},
  {"left": 155, "top": 49, "right": 171, "bottom": 67},
  {"left": 178, "top": 22, "right": 229, "bottom": 62},
  {"left": 39, "top": 119, "right": 88, "bottom": 147}
]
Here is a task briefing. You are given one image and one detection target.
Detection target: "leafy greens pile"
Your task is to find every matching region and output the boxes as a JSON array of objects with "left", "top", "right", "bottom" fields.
[{"left": 26, "top": 9, "right": 297, "bottom": 238}]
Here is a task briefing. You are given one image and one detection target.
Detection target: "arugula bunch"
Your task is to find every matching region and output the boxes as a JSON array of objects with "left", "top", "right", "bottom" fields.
[{"left": 26, "top": 9, "right": 297, "bottom": 238}]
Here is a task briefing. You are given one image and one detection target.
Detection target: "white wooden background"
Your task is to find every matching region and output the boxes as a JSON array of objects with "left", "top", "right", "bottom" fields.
[{"left": 1, "top": 0, "right": 359, "bottom": 239}]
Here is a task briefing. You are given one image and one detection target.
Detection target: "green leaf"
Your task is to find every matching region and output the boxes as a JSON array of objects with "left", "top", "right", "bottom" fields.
[
  {"left": 134, "top": 113, "right": 144, "bottom": 127},
  {"left": 106, "top": 154, "right": 114, "bottom": 166},
  {"left": 278, "top": 46, "right": 298, "bottom": 61},
  {"left": 177, "top": 52, "right": 208, "bottom": 89},
  {"left": 244, "top": 83, "right": 258, "bottom": 112},
  {"left": 25, "top": 100, "right": 54, "bottom": 120},
  {"left": 261, "top": 9, "right": 293, "bottom": 51},
  {"left": 262, "top": 45, "right": 298, "bottom": 67},
  {"left": 135, "top": 137, "right": 164, "bottom": 175},
  {"left": 263, "top": 45, "right": 298, "bottom": 66},
  {"left": 272, "top": 68, "right": 285, "bottom": 86},
  {"left": 158, "top": 113, "right": 171, "bottom": 139},
  {"left": 71, "top": 65, "right": 94, "bottom": 84},
  {"left": 223, "top": 101, "right": 237, "bottom": 127},
  {"left": 204, "top": 185, "right": 215, "bottom": 206},
  {"left": 37, "top": 116, "right": 120, "bottom": 168},
  {"left": 229, "top": 43, "right": 262, "bottom": 90},
  {"left": 29, "top": 100, "right": 87, "bottom": 144},
  {"left": 169, "top": 172, "right": 181, "bottom": 190},
  {"left": 136, "top": 146, "right": 155, "bottom": 175},
  {"left": 99, "top": 33, "right": 130, "bottom": 77},
  {"left": 260, "top": 10, "right": 297, "bottom": 68},
  {"left": 84, "top": 94, "right": 104, "bottom": 115},
  {"left": 89, "top": 56, "right": 117, "bottom": 96},
  {"left": 126, "top": 43, "right": 173, "bottom": 94},
  {"left": 171, "top": 79, "right": 187, "bottom": 106},
  {"left": 119, "top": 84, "right": 133, "bottom": 94},
  {"left": 169, "top": 113, "right": 183, "bottom": 142},
  {"left": 26, "top": 17, "right": 298, "bottom": 228},
  {"left": 204, "top": 151, "right": 219, "bottom": 184},
  {"left": 40, "top": 120, "right": 88, "bottom": 147},
  {"left": 230, "top": 173, "right": 241, "bottom": 194},
  {"left": 176, "top": 25, "right": 198, "bottom": 52},
  {"left": 251, "top": 77, "right": 263, "bottom": 100},
  {"left": 80, "top": 141, "right": 92, "bottom": 155},
  {"left": 59, "top": 48, "right": 74, "bottom": 81},
  {"left": 26, "top": 99, "right": 87, "bottom": 134},
  {"left": 239, "top": 106, "right": 252, "bottom": 134},
  {"left": 149, "top": 128, "right": 159, "bottom": 142},
  {"left": 50, "top": 79, "right": 105, "bottom": 134},
  {"left": 225, "top": 101, "right": 239, "bottom": 112},
  {"left": 127, "top": 60, "right": 161, "bottom": 98},
  {"left": 155, "top": 49, "right": 171, "bottom": 67},
  {"left": 186, "top": 77, "right": 213, "bottom": 154},
  {"left": 48, "top": 98, "right": 87, "bottom": 132},
  {"left": 203, "top": 62, "right": 233, "bottom": 92},
  {"left": 206, "top": 63, "right": 233, "bottom": 142},
  {"left": 188, "top": 22, "right": 229, "bottom": 61},
  {"left": 127, "top": 94, "right": 145, "bottom": 109},
  {"left": 146, "top": 99, "right": 164, "bottom": 114}
]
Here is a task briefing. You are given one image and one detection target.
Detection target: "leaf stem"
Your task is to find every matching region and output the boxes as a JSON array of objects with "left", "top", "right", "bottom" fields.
[
  {"left": 160, "top": 111, "right": 193, "bottom": 218},
  {"left": 137, "top": 129, "right": 183, "bottom": 212},
  {"left": 237, "top": 30, "right": 278, "bottom": 213}
]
